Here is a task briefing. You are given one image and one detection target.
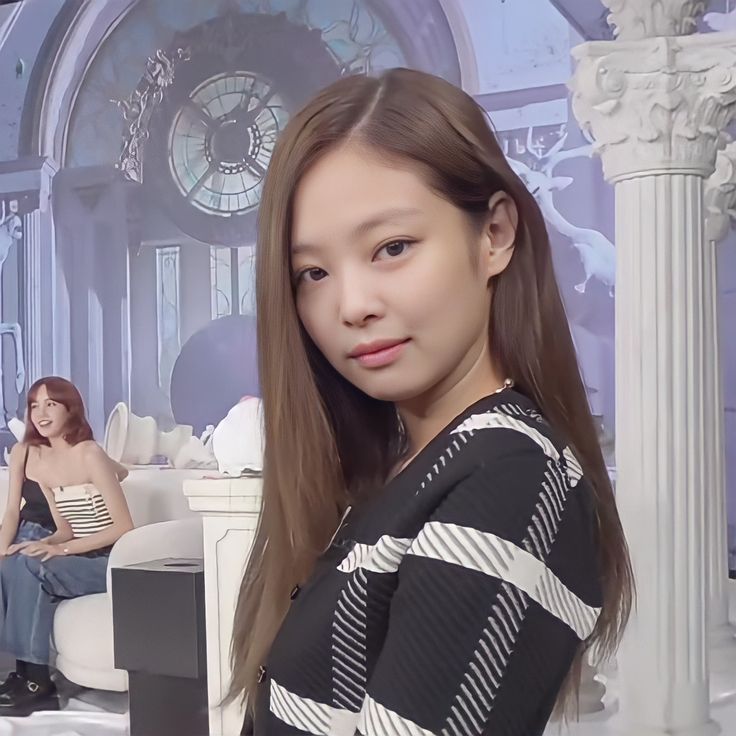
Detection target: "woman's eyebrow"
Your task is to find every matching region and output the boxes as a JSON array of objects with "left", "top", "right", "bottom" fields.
[{"left": 291, "top": 207, "right": 423, "bottom": 255}]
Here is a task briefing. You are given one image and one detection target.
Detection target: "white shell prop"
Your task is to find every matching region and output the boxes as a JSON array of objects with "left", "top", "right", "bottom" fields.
[
  {"left": 7, "top": 417, "right": 24, "bottom": 442},
  {"left": 211, "top": 396, "right": 264, "bottom": 476},
  {"left": 172, "top": 434, "right": 218, "bottom": 470},
  {"left": 3, "top": 417, "right": 25, "bottom": 465},
  {"left": 104, "top": 402, "right": 193, "bottom": 465}
]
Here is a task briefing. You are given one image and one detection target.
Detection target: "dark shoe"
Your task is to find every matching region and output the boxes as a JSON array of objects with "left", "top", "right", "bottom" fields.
[
  {"left": 0, "top": 672, "right": 24, "bottom": 696},
  {"left": 0, "top": 679, "right": 59, "bottom": 716}
]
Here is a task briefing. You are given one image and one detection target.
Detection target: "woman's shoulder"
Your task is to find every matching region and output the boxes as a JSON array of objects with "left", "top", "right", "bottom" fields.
[
  {"left": 73, "top": 439, "right": 101, "bottom": 453},
  {"left": 8, "top": 441, "right": 27, "bottom": 461},
  {"left": 72, "top": 440, "right": 107, "bottom": 464},
  {"left": 437, "top": 391, "right": 590, "bottom": 526},
  {"left": 7, "top": 442, "right": 29, "bottom": 472},
  {"left": 434, "top": 394, "right": 601, "bottom": 603},
  {"left": 449, "top": 389, "right": 572, "bottom": 470}
]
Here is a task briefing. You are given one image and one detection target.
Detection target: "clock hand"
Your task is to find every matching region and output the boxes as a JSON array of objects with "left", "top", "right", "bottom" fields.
[
  {"left": 184, "top": 101, "right": 214, "bottom": 129},
  {"left": 186, "top": 161, "right": 219, "bottom": 201},
  {"left": 243, "top": 155, "right": 267, "bottom": 179},
  {"left": 227, "top": 88, "right": 277, "bottom": 128}
]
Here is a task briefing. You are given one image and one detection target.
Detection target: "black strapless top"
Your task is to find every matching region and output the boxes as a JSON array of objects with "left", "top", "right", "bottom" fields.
[{"left": 19, "top": 447, "right": 55, "bottom": 532}]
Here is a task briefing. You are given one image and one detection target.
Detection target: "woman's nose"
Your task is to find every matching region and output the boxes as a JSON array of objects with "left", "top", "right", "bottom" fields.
[{"left": 338, "top": 275, "right": 384, "bottom": 327}]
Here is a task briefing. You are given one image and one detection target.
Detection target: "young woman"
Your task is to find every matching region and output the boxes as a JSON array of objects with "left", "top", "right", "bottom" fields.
[
  {"left": 231, "top": 68, "right": 633, "bottom": 736},
  {"left": 0, "top": 376, "right": 133, "bottom": 715}
]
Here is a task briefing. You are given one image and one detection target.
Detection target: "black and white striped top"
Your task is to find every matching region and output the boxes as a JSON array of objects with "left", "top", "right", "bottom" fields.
[
  {"left": 246, "top": 390, "right": 603, "bottom": 736},
  {"left": 52, "top": 484, "right": 114, "bottom": 538}
]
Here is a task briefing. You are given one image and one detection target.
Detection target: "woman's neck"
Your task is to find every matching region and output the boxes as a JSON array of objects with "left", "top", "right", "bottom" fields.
[
  {"left": 46, "top": 436, "right": 70, "bottom": 451},
  {"left": 397, "top": 355, "right": 507, "bottom": 461}
]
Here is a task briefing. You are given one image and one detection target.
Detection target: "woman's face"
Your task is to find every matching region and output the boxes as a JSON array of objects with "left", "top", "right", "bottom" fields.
[
  {"left": 30, "top": 385, "right": 70, "bottom": 439},
  {"left": 291, "top": 144, "right": 516, "bottom": 405}
]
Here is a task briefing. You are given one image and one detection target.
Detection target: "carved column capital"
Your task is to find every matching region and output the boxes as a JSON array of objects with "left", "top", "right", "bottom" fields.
[
  {"left": 603, "top": 0, "right": 708, "bottom": 40},
  {"left": 704, "top": 142, "right": 736, "bottom": 243},
  {"left": 0, "top": 156, "right": 58, "bottom": 215},
  {"left": 570, "top": 32, "right": 736, "bottom": 182}
]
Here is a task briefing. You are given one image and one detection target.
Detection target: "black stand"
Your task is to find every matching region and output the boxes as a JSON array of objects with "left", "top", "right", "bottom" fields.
[{"left": 112, "top": 557, "right": 209, "bottom": 736}]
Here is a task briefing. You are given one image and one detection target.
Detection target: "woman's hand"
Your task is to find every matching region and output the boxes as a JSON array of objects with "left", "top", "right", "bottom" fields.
[
  {"left": 6, "top": 540, "right": 34, "bottom": 556},
  {"left": 39, "top": 544, "right": 67, "bottom": 562},
  {"left": 19, "top": 541, "right": 67, "bottom": 561}
]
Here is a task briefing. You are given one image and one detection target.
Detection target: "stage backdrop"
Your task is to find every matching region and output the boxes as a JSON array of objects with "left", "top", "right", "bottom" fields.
[{"left": 0, "top": 0, "right": 733, "bottom": 557}]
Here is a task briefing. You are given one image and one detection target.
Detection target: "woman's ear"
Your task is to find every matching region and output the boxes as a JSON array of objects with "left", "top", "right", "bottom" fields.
[{"left": 482, "top": 192, "right": 518, "bottom": 279}]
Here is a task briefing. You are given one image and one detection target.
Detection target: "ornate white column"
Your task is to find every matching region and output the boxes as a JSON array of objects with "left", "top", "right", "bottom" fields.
[
  {"left": 570, "top": 2, "right": 736, "bottom": 732},
  {"left": 183, "top": 476, "right": 262, "bottom": 736},
  {"left": 703, "top": 144, "right": 736, "bottom": 700}
]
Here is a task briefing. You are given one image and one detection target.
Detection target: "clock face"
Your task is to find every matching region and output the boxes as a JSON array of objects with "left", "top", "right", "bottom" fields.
[
  {"left": 168, "top": 72, "right": 289, "bottom": 217},
  {"left": 142, "top": 11, "right": 344, "bottom": 246}
]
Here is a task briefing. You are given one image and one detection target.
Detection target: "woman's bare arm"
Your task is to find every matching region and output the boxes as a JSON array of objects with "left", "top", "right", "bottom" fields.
[
  {"left": 111, "top": 457, "right": 129, "bottom": 482},
  {"left": 54, "top": 443, "right": 134, "bottom": 555}
]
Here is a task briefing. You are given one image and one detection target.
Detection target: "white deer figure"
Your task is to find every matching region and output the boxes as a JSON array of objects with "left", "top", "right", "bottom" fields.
[
  {"left": 703, "top": 8, "right": 736, "bottom": 32},
  {"left": 506, "top": 128, "right": 616, "bottom": 297},
  {"left": 0, "top": 200, "right": 26, "bottom": 427}
]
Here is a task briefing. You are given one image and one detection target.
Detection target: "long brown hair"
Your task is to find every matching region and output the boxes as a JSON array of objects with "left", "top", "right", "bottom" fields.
[
  {"left": 24, "top": 376, "right": 94, "bottom": 446},
  {"left": 229, "top": 68, "right": 633, "bottom": 717}
]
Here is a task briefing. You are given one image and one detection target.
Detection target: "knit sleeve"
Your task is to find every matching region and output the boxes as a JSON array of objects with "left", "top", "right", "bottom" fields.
[{"left": 356, "top": 436, "right": 603, "bottom": 736}]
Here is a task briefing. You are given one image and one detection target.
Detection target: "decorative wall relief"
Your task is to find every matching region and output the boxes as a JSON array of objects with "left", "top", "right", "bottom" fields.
[
  {"left": 0, "top": 199, "right": 26, "bottom": 429},
  {"left": 114, "top": 47, "right": 191, "bottom": 184},
  {"left": 506, "top": 127, "right": 615, "bottom": 297},
  {"left": 503, "top": 126, "right": 616, "bottom": 462}
]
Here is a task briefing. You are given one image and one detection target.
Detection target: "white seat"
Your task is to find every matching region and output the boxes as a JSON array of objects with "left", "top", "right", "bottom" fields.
[
  {"left": 46, "top": 467, "right": 206, "bottom": 692},
  {"left": 52, "top": 517, "right": 203, "bottom": 691},
  {"left": 53, "top": 593, "right": 119, "bottom": 690}
]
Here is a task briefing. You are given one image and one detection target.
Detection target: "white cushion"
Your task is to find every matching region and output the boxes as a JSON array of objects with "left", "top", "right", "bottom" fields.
[{"left": 53, "top": 593, "right": 128, "bottom": 691}]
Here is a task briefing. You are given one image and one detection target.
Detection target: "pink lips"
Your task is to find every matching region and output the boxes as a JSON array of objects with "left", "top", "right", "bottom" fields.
[{"left": 349, "top": 339, "right": 410, "bottom": 368}]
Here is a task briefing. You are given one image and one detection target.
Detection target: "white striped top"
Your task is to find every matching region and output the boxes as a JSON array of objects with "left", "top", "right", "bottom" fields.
[{"left": 52, "top": 483, "right": 114, "bottom": 537}]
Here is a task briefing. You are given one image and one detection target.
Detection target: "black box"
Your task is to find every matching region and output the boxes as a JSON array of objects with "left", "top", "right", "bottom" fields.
[{"left": 112, "top": 557, "right": 209, "bottom": 736}]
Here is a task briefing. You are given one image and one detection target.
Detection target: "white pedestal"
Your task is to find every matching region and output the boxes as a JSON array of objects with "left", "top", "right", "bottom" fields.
[{"left": 183, "top": 476, "right": 263, "bottom": 736}]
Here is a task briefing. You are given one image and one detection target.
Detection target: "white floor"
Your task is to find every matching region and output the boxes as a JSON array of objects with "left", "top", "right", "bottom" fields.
[
  {"left": 0, "top": 654, "right": 127, "bottom": 735},
  {"left": 544, "top": 695, "right": 736, "bottom": 736},
  {"left": 544, "top": 696, "right": 736, "bottom": 735}
]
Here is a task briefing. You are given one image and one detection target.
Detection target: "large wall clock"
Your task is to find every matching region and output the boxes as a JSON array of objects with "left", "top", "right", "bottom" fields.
[
  {"left": 145, "top": 12, "right": 341, "bottom": 247},
  {"left": 167, "top": 70, "right": 287, "bottom": 217}
]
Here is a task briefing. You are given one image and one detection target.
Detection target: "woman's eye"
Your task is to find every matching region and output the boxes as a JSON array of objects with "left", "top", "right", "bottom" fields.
[
  {"left": 298, "top": 267, "right": 327, "bottom": 284},
  {"left": 377, "top": 240, "right": 412, "bottom": 259}
]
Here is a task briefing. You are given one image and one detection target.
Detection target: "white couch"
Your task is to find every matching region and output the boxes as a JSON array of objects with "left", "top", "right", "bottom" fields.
[
  {"left": 0, "top": 466, "right": 209, "bottom": 692},
  {"left": 53, "top": 517, "right": 203, "bottom": 691}
]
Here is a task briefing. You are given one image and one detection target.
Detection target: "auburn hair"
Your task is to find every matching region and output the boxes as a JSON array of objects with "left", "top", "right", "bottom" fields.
[
  {"left": 24, "top": 376, "right": 94, "bottom": 446},
  {"left": 229, "top": 68, "right": 633, "bottom": 719}
]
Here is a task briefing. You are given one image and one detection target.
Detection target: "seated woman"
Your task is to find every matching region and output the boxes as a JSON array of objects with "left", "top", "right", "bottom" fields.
[{"left": 0, "top": 376, "right": 133, "bottom": 715}]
